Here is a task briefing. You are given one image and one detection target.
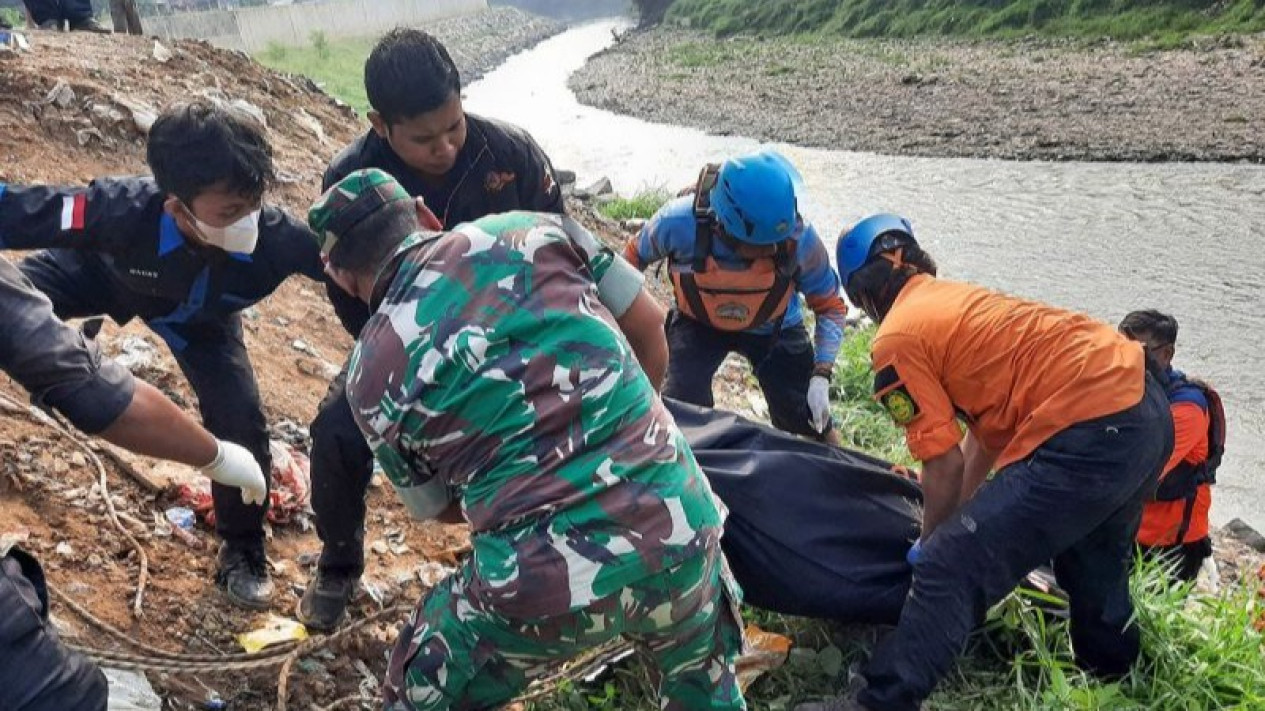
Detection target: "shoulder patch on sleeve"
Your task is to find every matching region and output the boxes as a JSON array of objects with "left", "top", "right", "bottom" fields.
[
  {"left": 873, "top": 365, "right": 920, "bottom": 425},
  {"left": 881, "top": 385, "right": 921, "bottom": 426}
]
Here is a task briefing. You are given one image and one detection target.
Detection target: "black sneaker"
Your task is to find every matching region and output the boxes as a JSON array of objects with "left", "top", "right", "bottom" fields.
[
  {"left": 69, "top": 17, "right": 111, "bottom": 33},
  {"left": 216, "top": 543, "right": 274, "bottom": 610},
  {"left": 297, "top": 569, "right": 358, "bottom": 633}
]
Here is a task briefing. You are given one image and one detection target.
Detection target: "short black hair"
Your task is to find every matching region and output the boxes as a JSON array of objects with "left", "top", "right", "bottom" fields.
[
  {"left": 328, "top": 199, "right": 418, "bottom": 275},
  {"left": 1120, "top": 309, "right": 1178, "bottom": 346},
  {"left": 146, "top": 100, "right": 275, "bottom": 205},
  {"left": 365, "top": 28, "right": 461, "bottom": 125}
]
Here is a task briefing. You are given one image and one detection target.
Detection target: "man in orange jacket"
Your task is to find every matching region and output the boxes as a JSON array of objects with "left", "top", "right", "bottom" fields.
[
  {"left": 1119, "top": 310, "right": 1215, "bottom": 582},
  {"left": 798, "top": 215, "right": 1174, "bottom": 711}
]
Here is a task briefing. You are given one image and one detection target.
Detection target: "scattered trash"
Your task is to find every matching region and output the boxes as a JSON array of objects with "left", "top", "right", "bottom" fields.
[
  {"left": 418, "top": 561, "right": 454, "bottom": 588},
  {"left": 369, "top": 540, "right": 389, "bottom": 556},
  {"left": 174, "top": 440, "right": 311, "bottom": 527},
  {"left": 735, "top": 624, "right": 793, "bottom": 691},
  {"left": 0, "top": 29, "right": 30, "bottom": 58},
  {"left": 237, "top": 615, "right": 308, "bottom": 654},
  {"left": 55, "top": 541, "right": 75, "bottom": 558},
  {"left": 104, "top": 668, "right": 162, "bottom": 711},
  {"left": 114, "top": 336, "right": 160, "bottom": 373},
  {"left": 203, "top": 697, "right": 227, "bottom": 711},
  {"left": 46, "top": 80, "right": 76, "bottom": 109},
  {"left": 0, "top": 528, "right": 31, "bottom": 557},
  {"left": 165, "top": 507, "right": 196, "bottom": 531},
  {"left": 151, "top": 40, "right": 173, "bottom": 63}
]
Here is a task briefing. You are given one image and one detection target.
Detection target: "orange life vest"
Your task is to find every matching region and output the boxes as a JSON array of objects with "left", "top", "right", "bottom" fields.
[{"left": 670, "top": 164, "right": 800, "bottom": 332}]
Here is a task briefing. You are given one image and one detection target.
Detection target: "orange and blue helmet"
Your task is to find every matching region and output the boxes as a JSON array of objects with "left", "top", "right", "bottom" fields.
[
  {"left": 836, "top": 213, "right": 917, "bottom": 289},
  {"left": 710, "top": 151, "right": 800, "bottom": 246}
]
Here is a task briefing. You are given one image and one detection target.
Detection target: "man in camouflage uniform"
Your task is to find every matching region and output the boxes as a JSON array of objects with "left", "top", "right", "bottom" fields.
[{"left": 308, "top": 169, "right": 747, "bottom": 711}]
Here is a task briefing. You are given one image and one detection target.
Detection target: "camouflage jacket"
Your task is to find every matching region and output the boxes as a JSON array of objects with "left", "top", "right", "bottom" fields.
[{"left": 347, "top": 212, "right": 726, "bottom": 619}]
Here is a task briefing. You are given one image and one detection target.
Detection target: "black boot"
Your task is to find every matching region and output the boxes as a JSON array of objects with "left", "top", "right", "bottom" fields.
[
  {"left": 68, "top": 17, "right": 110, "bottom": 33},
  {"left": 297, "top": 568, "right": 358, "bottom": 633},
  {"left": 216, "top": 543, "right": 274, "bottom": 610}
]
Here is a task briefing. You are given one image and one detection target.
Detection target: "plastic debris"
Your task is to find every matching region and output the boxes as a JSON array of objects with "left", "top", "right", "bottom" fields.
[
  {"left": 114, "top": 336, "right": 160, "bottom": 373},
  {"left": 237, "top": 615, "right": 308, "bottom": 654},
  {"left": 175, "top": 440, "right": 310, "bottom": 527},
  {"left": 104, "top": 668, "right": 162, "bottom": 711},
  {"left": 151, "top": 40, "right": 173, "bottom": 63},
  {"left": 0, "top": 29, "right": 30, "bottom": 58},
  {"left": 418, "top": 561, "right": 454, "bottom": 588},
  {"left": 55, "top": 541, "right": 75, "bottom": 558},
  {"left": 165, "top": 507, "right": 196, "bottom": 531},
  {"left": 735, "top": 624, "right": 793, "bottom": 691},
  {"left": 0, "top": 528, "right": 31, "bottom": 557}
]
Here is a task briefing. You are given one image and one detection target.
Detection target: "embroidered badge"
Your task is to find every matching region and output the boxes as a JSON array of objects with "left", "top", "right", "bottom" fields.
[{"left": 485, "top": 171, "right": 516, "bottom": 194}]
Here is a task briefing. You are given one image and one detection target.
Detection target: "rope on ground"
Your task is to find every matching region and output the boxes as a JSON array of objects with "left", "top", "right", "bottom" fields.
[
  {"left": 511, "top": 639, "right": 637, "bottom": 705},
  {"left": 65, "top": 605, "right": 408, "bottom": 675},
  {"left": 49, "top": 582, "right": 299, "bottom": 662},
  {"left": 312, "top": 695, "right": 370, "bottom": 711},
  {"left": 0, "top": 392, "right": 150, "bottom": 616}
]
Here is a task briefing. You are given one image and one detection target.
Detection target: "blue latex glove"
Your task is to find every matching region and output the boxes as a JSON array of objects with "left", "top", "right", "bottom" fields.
[{"left": 906, "top": 539, "right": 923, "bottom": 566}]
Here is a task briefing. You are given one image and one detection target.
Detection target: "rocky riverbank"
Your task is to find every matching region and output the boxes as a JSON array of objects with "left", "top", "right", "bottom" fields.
[
  {"left": 570, "top": 29, "right": 1265, "bottom": 162},
  {"left": 420, "top": 7, "right": 563, "bottom": 84}
]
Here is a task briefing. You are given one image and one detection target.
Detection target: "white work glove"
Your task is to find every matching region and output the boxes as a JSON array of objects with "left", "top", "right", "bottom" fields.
[
  {"left": 202, "top": 440, "right": 267, "bottom": 506},
  {"left": 807, "top": 375, "right": 832, "bottom": 434}
]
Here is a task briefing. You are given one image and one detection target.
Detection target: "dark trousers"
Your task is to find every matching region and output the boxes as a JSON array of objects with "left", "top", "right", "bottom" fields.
[
  {"left": 22, "top": 0, "right": 95, "bottom": 24},
  {"left": 20, "top": 250, "right": 272, "bottom": 548},
  {"left": 0, "top": 550, "right": 106, "bottom": 711},
  {"left": 859, "top": 377, "right": 1174, "bottom": 711},
  {"left": 1140, "top": 537, "right": 1212, "bottom": 584},
  {"left": 309, "top": 364, "right": 375, "bottom": 576},
  {"left": 663, "top": 311, "right": 829, "bottom": 439}
]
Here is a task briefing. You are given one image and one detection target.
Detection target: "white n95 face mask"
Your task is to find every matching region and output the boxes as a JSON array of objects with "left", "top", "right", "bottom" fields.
[{"left": 188, "top": 208, "right": 262, "bottom": 255}]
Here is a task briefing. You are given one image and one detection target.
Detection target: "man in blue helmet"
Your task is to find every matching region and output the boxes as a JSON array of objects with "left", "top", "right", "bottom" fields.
[
  {"left": 797, "top": 215, "right": 1173, "bottom": 711},
  {"left": 625, "top": 151, "right": 848, "bottom": 444}
]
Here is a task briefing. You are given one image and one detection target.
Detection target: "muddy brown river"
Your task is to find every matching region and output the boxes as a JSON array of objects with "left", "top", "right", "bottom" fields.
[{"left": 465, "top": 20, "right": 1265, "bottom": 530}]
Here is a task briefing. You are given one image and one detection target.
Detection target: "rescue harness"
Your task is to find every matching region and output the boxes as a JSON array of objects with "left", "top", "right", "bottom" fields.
[
  {"left": 670, "top": 164, "right": 800, "bottom": 332},
  {"left": 1155, "top": 374, "right": 1227, "bottom": 544}
]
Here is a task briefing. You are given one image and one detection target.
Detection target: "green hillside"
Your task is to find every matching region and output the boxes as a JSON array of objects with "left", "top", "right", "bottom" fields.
[{"left": 666, "top": 0, "right": 1265, "bottom": 40}]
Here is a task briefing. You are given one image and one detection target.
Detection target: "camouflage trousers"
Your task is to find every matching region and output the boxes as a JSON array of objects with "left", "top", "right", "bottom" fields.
[{"left": 383, "top": 549, "right": 747, "bottom": 711}]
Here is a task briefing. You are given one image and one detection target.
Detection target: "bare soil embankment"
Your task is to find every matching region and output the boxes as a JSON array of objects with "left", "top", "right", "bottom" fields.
[{"left": 571, "top": 29, "right": 1265, "bottom": 162}]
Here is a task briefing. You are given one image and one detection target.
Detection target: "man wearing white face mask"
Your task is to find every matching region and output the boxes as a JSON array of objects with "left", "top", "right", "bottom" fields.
[{"left": 0, "top": 100, "right": 329, "bottom": 610}]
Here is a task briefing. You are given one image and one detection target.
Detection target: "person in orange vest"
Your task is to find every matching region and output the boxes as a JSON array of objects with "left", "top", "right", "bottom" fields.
[
  {"left": 797, "top": 214, "right": 1173, "bottom": 711},
  {"left": 1119, "top": 310, "right": 1223, "bottom": 582},
  {"left": 625, "top": 151, "right": 848, "bottom": 444}
]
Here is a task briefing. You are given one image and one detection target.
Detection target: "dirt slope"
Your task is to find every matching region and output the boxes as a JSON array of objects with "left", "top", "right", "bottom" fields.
[{"left": 0, "top": 30, "right": 465, "bottom": 710}]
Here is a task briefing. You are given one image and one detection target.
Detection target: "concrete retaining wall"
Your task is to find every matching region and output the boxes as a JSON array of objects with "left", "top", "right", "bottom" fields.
[{"left": 146, "top": 0, "right": 488, "bottom": 52}]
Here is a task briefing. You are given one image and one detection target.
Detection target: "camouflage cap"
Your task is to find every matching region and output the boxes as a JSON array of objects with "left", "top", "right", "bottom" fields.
[{"left": 308, "top": 168, "right": 413, "bottom": 255}]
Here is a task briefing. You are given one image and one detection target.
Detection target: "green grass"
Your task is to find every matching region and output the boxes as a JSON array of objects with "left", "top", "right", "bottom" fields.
[
  {"left": 526, "top": 326, "right": 1264, "bottom": 709},
  {"left": 0, "top": 7, "right": 23, "bottom": 27},
  {"left": 254, "top": 34, "right": 376, "bottom": 115},
  {"left": 667, "top": 0, "right": 1265, "bottom": 41},
  {"left": 596, "top": 190, "right": 673, "bottom": 221}
]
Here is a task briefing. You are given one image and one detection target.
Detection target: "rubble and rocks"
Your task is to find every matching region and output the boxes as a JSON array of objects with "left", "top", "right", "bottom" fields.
[{"left": 572, "top": 29, "right": 1265, "bottom": 162}]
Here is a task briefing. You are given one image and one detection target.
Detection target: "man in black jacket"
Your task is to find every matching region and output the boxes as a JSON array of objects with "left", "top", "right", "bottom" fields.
[
  {"left": 301, "top": 27, "right": 571, "bottom": 631},
  {"left": 0, "top": 100, "right": 327, "bottom": 611},
  {"left": 0, "top": 255, "right": 266, "bottom": 710}
]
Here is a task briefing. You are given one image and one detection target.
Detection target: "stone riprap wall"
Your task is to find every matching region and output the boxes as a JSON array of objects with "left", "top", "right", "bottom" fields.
[{"left": 146, "top": 0, "right": 488, "bottom": 52}]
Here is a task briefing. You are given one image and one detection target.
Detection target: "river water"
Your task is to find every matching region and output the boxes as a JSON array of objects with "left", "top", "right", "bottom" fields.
[{"left": 465, "top": 20, "right": 1265, "bottom": 530}]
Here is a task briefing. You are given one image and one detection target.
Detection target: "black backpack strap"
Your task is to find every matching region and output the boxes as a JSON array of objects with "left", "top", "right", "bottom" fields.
[
  {"left": 1173, "top": 491, "right": 1199, "bottom": 546},
  {"left": 748, "top": 240, "right": 798, "bottom": 331},
  {"left": 677, "top": 217, "right": 714, "bottom": 328}
]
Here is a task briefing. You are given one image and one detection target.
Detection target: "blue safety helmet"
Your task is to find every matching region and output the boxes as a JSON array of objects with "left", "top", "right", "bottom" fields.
[
  {"left": 836, "top": 213, "right": 917, "bottom": 288},
  {"left": 710, "top": 151, "right": 800, "bottom": 246}
]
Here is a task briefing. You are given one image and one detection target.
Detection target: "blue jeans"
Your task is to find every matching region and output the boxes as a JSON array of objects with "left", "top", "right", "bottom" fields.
[{"left": 859, "top": 377, "right": 1174, "bottom": 711}]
